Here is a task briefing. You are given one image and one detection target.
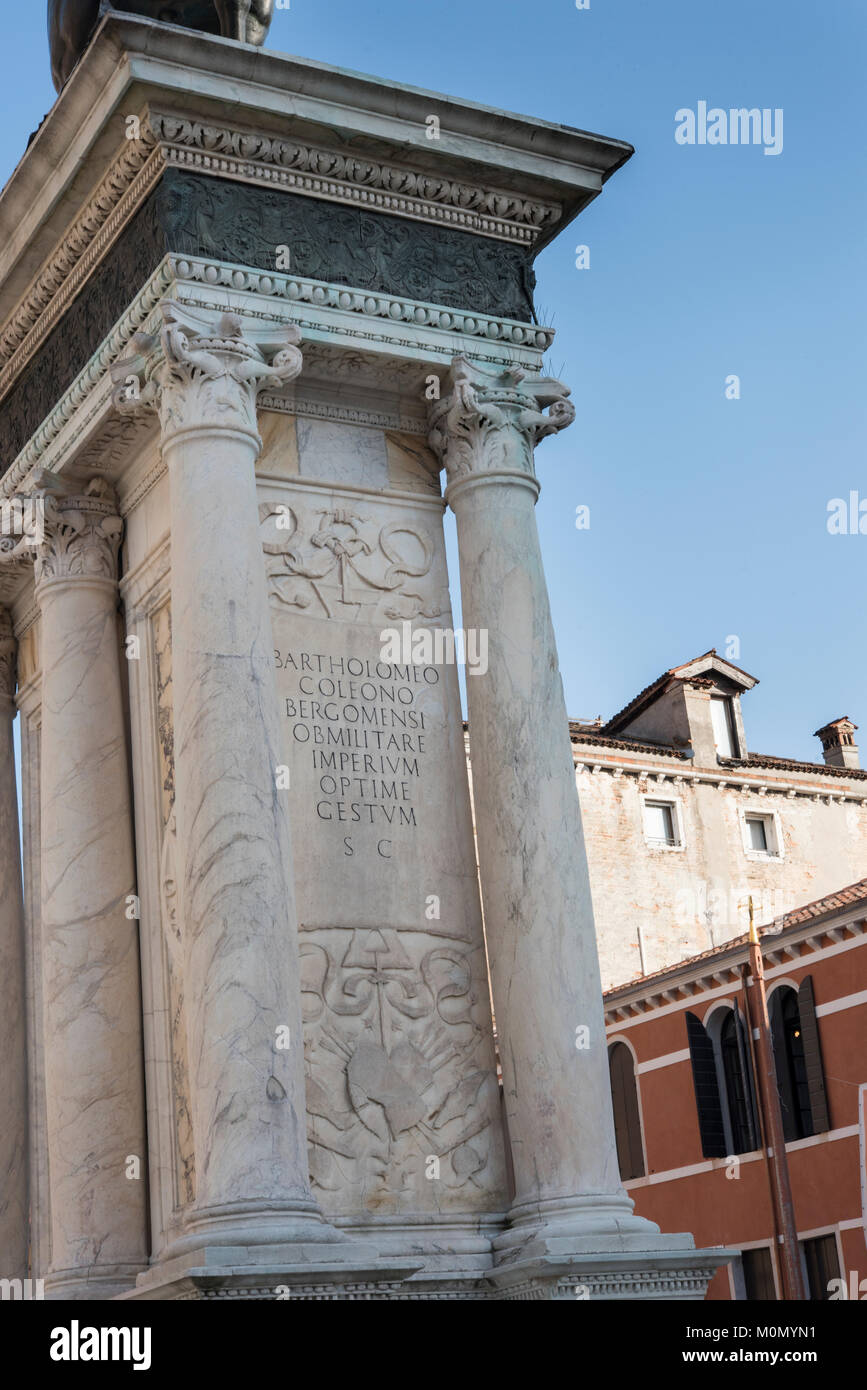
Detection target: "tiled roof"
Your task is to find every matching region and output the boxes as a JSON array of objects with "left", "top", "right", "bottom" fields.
[
  {"left": 670, "top": 650, "right": 758, "bottom": 687},
  {"left": 782, "top": 879, "right": 867, "bottom": 923},
  {"left": 567, "top": 733, "right": 867, "bottom": 779},
  {"left": 741, "top": 753, "right": 867, "bottom": 781},
  {"left": 600, "top": 672, "right": 673, "bottom": 735},
  {"left": 601, "top": 649, "right": 757, "bottom": 736},
  {"left": 603, "top": 878, "right": 867, "bottom": 998},
  {"left": 569, "top": 728, "right": 689, "bottom": 759}
]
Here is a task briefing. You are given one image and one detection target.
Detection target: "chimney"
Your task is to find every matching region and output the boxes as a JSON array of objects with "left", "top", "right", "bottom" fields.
[{"left": 814, "top": 717, "right": 860, "bottom": 770}]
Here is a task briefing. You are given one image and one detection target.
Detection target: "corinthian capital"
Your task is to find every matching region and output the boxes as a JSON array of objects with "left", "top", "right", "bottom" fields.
[
  {"left": 0, "top": 608, "right": 16, "bottom": 705},
  {"left": 428, "top": 355, "right": 575, "bottom": 491},
  {"left": 35, "top": 479, "right": 123, "bottom": 591},
  {"left": 111, "top": 301, "right": 304, "bottom": 445}
]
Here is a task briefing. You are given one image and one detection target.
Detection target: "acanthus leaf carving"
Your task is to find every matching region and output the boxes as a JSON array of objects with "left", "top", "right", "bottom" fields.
[
  {"left": 428, "top": 354, "right": 576, "bottom": 488},
  {"left": 112, "top": 300, "right": 304, "bottom": 444},
  {"left": 33, "top": 477, "right": 123, "bottom": 588}
]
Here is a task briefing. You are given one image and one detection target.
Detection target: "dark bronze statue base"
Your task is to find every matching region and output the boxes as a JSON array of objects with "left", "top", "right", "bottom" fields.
[{"left": 48, "top": 1, "right": 274, "bottom": 90}]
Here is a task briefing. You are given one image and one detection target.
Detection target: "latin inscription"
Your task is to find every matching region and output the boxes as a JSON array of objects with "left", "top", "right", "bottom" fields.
[{"left": 276, "top": 650, "right": 440, "bottom": 841}]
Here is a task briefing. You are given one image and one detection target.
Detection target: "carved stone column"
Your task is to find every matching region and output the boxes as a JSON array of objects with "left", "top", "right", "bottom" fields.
[
  {"left": 113, "top": 303, "right": 345, "bottom": 1256},
  {"left": 35, "top": 482, "right": 148, "bottom": 1298},
  {"left": 0, "top": 609, "right": 27, "bottom": 1283},
  {"left": 430, "top": 358, "right": 663, "bottom": 1262}
]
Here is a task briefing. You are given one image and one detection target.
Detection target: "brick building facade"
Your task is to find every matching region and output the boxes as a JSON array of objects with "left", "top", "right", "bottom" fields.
[
  {"left": 571, "top": 650, "right": 867, "bottom": 990},
  {"left": 604, "top": 882, "right": 867, "bottom": 1300}
]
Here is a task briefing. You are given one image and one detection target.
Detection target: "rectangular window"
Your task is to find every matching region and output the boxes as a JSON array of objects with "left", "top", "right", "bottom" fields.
[
  {"left": 801, "top": 1234, "right": 841, "bottom": 1301},
  {"left": 711, "top": 695, "right": 738, "bottom": 758},
  {"left": 741, "top": 1247, "right": 777, "bottom": 1301},
  {"left": 644, "top": 800, "right": 678, "bottom": 845},
  {"left": 743, "top": 811, "right": 780, "bottom": 858}
]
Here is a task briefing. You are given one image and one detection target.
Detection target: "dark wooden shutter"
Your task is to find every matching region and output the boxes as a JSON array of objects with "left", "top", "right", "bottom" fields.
[
  {"left": 742, "top": 1247, "right": 777, "bottom": 1301},
  {"left": 770, "top": 989, "right": 798, "bottom": 1142},
  {"left": 609, "top": 1042, "right": 645, "bottom": 1180},
  {"left": 802, "top": 1234, "right": 840, "bottom": 1300},
  {"left": 685, "top": 1011, "right": 726, "bottom": 1158},
  {"left": 734, "top": 1010, "right": 760, "bottom": 1152},
  {"left": 798, "top": 976, "right": 830, "bottom": 1134}
]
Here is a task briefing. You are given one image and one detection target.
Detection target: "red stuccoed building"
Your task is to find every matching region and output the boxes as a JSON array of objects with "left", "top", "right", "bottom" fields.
[{"left": 604, "top": 880, "right": 867, "bottom": 1300}]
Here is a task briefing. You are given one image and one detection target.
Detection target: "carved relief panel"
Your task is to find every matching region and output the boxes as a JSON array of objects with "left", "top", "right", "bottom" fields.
[
  {"left": 261, "top": 437, "right": 507, "bottom": 1222},
  {"left": 300, "top": 925, "right": 502, "bottom": 1210},
  {"left": 260, "top": 499, "right": 449, "bottom": 626}
]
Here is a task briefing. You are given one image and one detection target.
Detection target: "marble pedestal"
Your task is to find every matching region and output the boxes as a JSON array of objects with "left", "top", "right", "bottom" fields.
[{"left": 0, "top": 12, "right": 729, "bottom": 1301}]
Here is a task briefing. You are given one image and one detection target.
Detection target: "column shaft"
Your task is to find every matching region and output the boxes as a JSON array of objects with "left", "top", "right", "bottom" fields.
[
  {"left": 453, "top": 478, "right": 626, "bottom": 1216},
  {"left": 113, "top": 303, "right": 333, "bottom": 1254},
  {"left": 0, "top": 612, "right": 28, "bottom": 1282},
  {"left": 432, "top": 357, "right": 657, "bottom": 1251},
  {"left": 166, "top": 427, "right": 315, "bottom": 1222},
  {"left": 37, "top": 488, "right": 148, "bottom": 1297}
]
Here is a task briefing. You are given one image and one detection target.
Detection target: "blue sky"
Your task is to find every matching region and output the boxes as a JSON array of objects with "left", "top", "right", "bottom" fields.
[{"left": 2, "top": 1, "right": 865, "bottom": 761}]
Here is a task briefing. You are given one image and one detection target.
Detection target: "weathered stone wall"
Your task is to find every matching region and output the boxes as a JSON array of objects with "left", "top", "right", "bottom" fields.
[{"left": 578, "top": 764, "right": 867, "bottom": 988}]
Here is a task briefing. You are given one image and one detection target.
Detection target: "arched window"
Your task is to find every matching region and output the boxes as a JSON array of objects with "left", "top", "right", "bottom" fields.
[
  {"left": 719, "top": 1010, "right": 759, "bottom": 1154},
  {"left": 685, "top": 1011, "right": 726, "bottom": 1157},
  {"left": 769, "top": 986, "right": 812, "bottom": 1141},
  {"left": 686, "top": 1006, "right": 758, "bottom": 1157},
  {"left": 769, "top": 977, "right": 830, "bottom": 1141},
  {"left": 608, "top": 1041, "right": 645, "bottom": 1180}
]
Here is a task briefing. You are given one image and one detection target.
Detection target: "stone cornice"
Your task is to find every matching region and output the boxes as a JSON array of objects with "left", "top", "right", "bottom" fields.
[
  {"left": 0, "top": 131, "right": 162, "bottom": 395},
  {"left": 150, "top": 110, "right": 559, "bottom": 245},
  {"left": 573, "top": 754, "right": 867, "bottom": 805},
  {"left": 170, "top": 256, "right": 552, "bottom": 350},
  {"left": 0, "top": 255, "right": 551, "bottom": 501},
  {"left": 5, "top": 12, "right": 628, "bottom": 260},
  {"left": 603, "top": 916, "right": 867, "bottom": 1023},
  {"left": 0, "top": 105, "right": 557, "bottom": 402}
]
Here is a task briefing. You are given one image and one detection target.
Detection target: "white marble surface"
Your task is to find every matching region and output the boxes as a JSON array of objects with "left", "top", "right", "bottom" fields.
[
  {"left": 296, "top": 419, "right": 390, "bottom": 490},
  {"left": 115, "top": 305, "right": 337, "bottom": 1247},
  {"left": 166, "top": 425, "right": 317, "bottom": 1219},
  {"left": 36, "top": 489, "right": 148, "bottom": 1296},
  {"left": 0, "top": 611, "right": 27, "bottom": 1282},
  {"left": 264, "top": 463, "right": 508, "bottom": 1255},
  {"left": 432, "top": 360, "right": 665, "bottom": 1254}
]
